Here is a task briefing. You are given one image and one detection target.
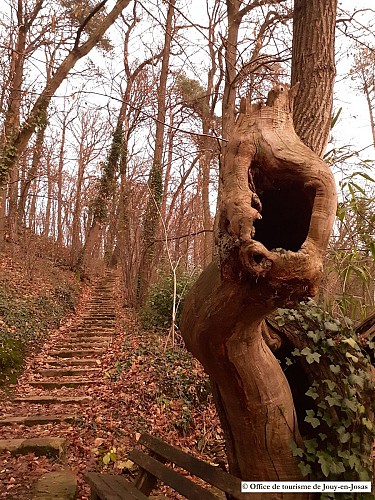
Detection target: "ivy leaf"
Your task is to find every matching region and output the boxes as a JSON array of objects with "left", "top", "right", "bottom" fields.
[
  {"left": 307, "top": 330, "right": 321, "bottom": 342},
  {"left": 305, "top": 410, "right": 320, "bottom": 428},
  {"left": 343, "top": 398, "right": 358, "bottom": 412},
  {"left": 338, "top": 450, "right": 350, "bottom": 460},
  {"left": 305, "top": 387, "right": 319, "bottom": 400},
  {"left": 331, "top": 461, "right": 346, "bottom": 475},
  {"left": 319, "top": 457, "right": 330, "bottom": 477},
  {"left": 324, "top": 379, "right": 336, "bottom": 391},
  {"left": 359, "top": 469, "right": 371, "bottom": 481},
  {"left": 103, "top": 453, "right": 111, "bottom": 465},
  {"left": 362, "top": 418, "right": 373, "bottom": 430},
  {"left": 329, "top": 364, "right": 340, "bottom": 374},
  {"left": 339, "top": 432, "right": 351, "bottom": 444},
  {"left": 322, "top": 414, "right": 333, "bottom": 426},
  {"left": 275, "top": 315, "right": 285, "bottom": 327},
  {"left": 291, "top": 441, "right": 303, "bottom": 457},
  {"left": 291, "top": 348, "right": 300, "bottom": 357},
  {"left": 342, "top": 337, "right": 360, "bottom": 350},
  {"left": 348, "top": 454, "right": 360, "bottom": 469},
  {"left": 298, "top": 462, "right": 312, "bottom": 477},
  {"left": 304, "top": 439, "right": 318, "bottom": 454},
  {"left": 301, "top": 347, "right": 321, "bottom": 364},
  {"left": 346, "top": 352, "right": 359, "bottom": 363},
  {"left": 325, "top": 394, "right": 342, "bottom": 407},
  {"left": 324, "top": 321, "right": 339, "bottom": 332},
  {"left": 348, "top": 373, "right": 364, "bottom": 388},
  {"left": 318, "top": 433, "right": 327, "bottom": 441}
]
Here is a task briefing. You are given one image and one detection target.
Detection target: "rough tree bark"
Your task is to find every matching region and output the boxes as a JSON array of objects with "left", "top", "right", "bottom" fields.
[
  {"left": 291, "top": 0, "right": 337, "bottom": 157},
  {"left": 180, "top": 85, "right": 337, "bottom": 496}
]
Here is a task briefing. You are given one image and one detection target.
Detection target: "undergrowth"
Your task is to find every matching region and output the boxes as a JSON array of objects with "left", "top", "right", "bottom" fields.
[
  {"left": 0, "top": 278, "right": 79, "bottom": 384},
  {"left": 106, "top": 332, "right": 212, "bottom": 436}
]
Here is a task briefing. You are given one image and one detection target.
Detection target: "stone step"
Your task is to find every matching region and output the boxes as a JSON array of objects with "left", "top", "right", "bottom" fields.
[
  {"left": 45, "top": 358, "right": 98, "bottom": 366},
  {"left": 33, "top": 470, "right": 77, "bottom": 500},
  {"left": 61, "top": 336, "right": 110, "bottom": 342},
  {"left": 0, "top": 437, "right": 66, "bottom": 459},
  {"left": 0, "top": 415, "right": 76, "bottom": 426},
  {"left": 38, "top": 368, "right": 100, "bottom": 377},
  {"left": 48, "top": 349, "right": 106, "bottom": 358},
  {"left": 73, "top": 327, "right": 114, "bottom": 333},
  {"left": 28, "top": 379, "right": 101, "bottom": 389},
  {"left": 66, "top": 336, "right": 112, "bottom": 342},
  {"left": 54, "top": 342, "right": 109, "bottom": 349},
  {"left": 83, "top": 315, "right": 115, "bottom": 319},
  {"left": 81, "top": 321, "right": 115, "bottom": 326},
  {"left": 86, "top": 312, "right": 115, "bottom": 316},
  {"left": 13, "top": 396, "right": 92, "bottom": 404}
]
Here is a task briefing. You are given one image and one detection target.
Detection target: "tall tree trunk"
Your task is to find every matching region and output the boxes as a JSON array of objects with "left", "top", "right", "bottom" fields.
[
  {"left": 291, "top": 0, "right": 337, "bottom": 156},
  {"left": 57, "top": 123, "right": 67, "bottom": 246},
  {"left": 137, "top": 0, "right": 176, "bottom": 305},
  {"left": 18, "top": 121, "right": 47, "bottom": 225},
  {"left": 70, "top": 153, "right": 85, "bottom": 268},
  {"left": 3, "top": 0, "right": 27, "bottom": 242},
  {"left": 44, "top": 152, "right": 53, "bottom": 237}
]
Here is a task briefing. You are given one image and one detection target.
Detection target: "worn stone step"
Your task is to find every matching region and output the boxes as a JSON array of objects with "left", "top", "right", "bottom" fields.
[
  {"left": 74, "top": 327, "right": 113, "bottom": 332},
  {"left": 0, "top": 415, "right": 76, "bottom": 426},
  {"left": 48, "top": 349, "right": 106, "bottom": 358},
  {"left": 83, "top": 313, "right": 115, "bottom": 317},
  {"left": 45, "top": 358, "right": 98, "bottom": 366},
  {"left": 0, "top": 437, "right": 66, "bottom": 459},
  {"left": 38, "top": 368, "right": 100, "bottom": 377},
  {"left": 54, "top": 342, "right": 109, "bottom": 349},
  {"left": 13, "top": 396, "right": 92, "bottom": 404},
  {"left": 66, "top": 336, "right": 112, "bottom": 343},
  {"left": 83, "top": 315, "right": 115, "bottom": 319},
  {"left": 28, "top": 379, "right": 101, "bottom": 389},
  {"left": 60, "top": 336, "right": 110, "bottom": 342},
  {"left": 33, "top": 470, "right": 77, "bottom": 500},
  {"left": 81, "top": 323, "right": 114, "bottom": 328}
]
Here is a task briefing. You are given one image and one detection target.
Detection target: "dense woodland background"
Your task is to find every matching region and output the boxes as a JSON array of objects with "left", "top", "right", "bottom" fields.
[{"left": 0, "top": 0, "right": 374, "bottom": 320}]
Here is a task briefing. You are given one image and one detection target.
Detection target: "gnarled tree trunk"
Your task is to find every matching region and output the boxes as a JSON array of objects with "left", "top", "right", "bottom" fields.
[{"left": 180, "top": 85, "right": 337, "bottom": 496}]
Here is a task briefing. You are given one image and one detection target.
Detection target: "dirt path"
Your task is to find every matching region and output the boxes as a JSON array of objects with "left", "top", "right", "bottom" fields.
[{"left": 0, "top": 272, "right": 118, "bottom": 499}]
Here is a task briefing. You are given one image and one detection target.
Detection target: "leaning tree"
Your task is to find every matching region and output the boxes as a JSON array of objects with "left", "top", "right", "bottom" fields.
[{"left": 181, "top": 0, "right": 373, "bottom": 497}]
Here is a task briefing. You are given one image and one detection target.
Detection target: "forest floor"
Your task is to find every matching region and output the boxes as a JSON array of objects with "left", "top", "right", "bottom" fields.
[{"left": 0, "top": 254, "right": 224, "bottom": 499}]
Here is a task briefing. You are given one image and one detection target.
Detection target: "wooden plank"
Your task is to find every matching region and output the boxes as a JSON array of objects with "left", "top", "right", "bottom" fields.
[
  {"left": 108, "top": 476, "right": 150, "bottom": 500},
  {"left": 84, "top": 473, "right": 148, "bottom": 500},
  {"left": 129, "top": 450, "right": 218, "bottom": 500},
  {"left": 138, "top": 434, "right": 245, "bottom": 499},
  {"left": 84, "top": 473, "right": 122, "bottom": 500}
]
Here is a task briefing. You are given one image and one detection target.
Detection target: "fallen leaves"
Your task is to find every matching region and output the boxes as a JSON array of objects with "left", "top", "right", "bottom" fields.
[{"left": 0, "top": 272, "right": 225, "bottom": 499}]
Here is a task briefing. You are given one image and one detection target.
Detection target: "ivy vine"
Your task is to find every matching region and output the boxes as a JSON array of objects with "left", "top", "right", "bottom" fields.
[{"left": 274, "top": 300, "right": 374, "bottom": 499}]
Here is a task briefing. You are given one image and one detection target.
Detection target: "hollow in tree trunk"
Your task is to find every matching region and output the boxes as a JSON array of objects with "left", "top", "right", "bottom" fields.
[{"left": 180, "top": 84, "right": 337, "bottom": 497}]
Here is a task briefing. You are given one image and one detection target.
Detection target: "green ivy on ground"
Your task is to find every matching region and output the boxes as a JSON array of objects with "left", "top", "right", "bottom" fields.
[
  {"left": 275, "top": 300, "right": 374, "bottom": 499},
  {"left": 0, "top": 279, "right": 79, "bottom": 383}
]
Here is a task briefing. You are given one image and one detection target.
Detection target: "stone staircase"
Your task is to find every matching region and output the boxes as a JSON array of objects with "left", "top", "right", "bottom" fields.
[{"left": 0, "top": 272, "right": 117, "bottom": 499}]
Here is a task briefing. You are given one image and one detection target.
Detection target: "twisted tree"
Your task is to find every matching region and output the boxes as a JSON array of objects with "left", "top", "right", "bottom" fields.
[{"left": 181, "top": 84, "right": 337, "bottom": 494}]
